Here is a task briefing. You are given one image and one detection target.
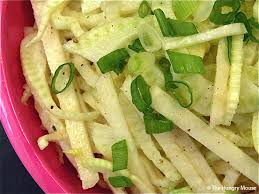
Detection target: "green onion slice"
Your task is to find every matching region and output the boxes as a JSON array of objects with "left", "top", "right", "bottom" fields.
[
  {"left": 158, "top": 57, "right": 173, "bottom": 85},
  {"left": 131, "top": 75, "right": 152, "bottom": 113},
  {"left": 97, "top": 48, "right": 130, "bottom": 74},
  {"left": 154, "top": 9, "right": 173, "bottom": 37},
  {"left": 235, "top": 12, "right": 259, "bottom": 43},
  {"left": 128, "top": 39, "right": 145, "bottom": 53},
  {"left": 108, "top": 176, "right": 133, "bottom": 188},
  {"left": 209, "top": 0, "right": 241, "bottom": 25},
  {"left": 138, "top": 22, "right": 162, "bottom": 52},
  {"left": 112, "top": 139, "right": 128, "bottom": 172},
  {"left": 249, "top": 17, "right": 259, "bottom": 29},
  {"left": 166, "top": 81, "right": 193, "bottom": 108},
  {"left": 227, "top": 36, "right": 232, "bottom": 64},
  {"left": 144, "top": 112, "right": 173, "bottom": 134},
  {"left": 172, "top": 0, "right": 199, "bottom": 20},
  {"left": 167, "top": 51, "right": 204, "bottom": 74},
  {"left": 154, "top": 9, "right": 198, "bottom": 37},
  {"left": 51, "top": 63, "right": 75, "bottom": 94},
  {"left": 138, "top": 0, "right": 152, "bottom": 18},
  {"left": 168, "top": 19, "right": 198, "bottom": 37},
  {"left": 159, "top": 58, "right": 193, "bottom": 108}
]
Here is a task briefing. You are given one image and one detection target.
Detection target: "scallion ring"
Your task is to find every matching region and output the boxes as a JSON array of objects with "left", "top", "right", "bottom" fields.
[
  {"left": 138, "top": 0, "right": 152, "bottom": 18},
  {"left": 144, "top": 112, "right": 174, "bottom": 134},
  {"left": 158, "top": 57, "right": 173, "bottom": 85},
  {"left": 167, "top": 81, "right": 193, "bottom": 108},
  {"left": 131, "top": 75, "right": 152, "bottom": 113},
  {"left": 51, "top": 63, "right": 75, "bottom": 94},
  {"left": 209, "top": 0, "right": 241, "bottom": 25}
]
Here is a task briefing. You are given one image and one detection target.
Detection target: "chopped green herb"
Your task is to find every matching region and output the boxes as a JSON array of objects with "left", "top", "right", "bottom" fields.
[{"left": 97, "top": 48, "right": 130, "bottom": 74}]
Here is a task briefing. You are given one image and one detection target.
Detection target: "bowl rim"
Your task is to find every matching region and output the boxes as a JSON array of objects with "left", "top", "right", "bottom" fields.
[{"left": 0, "top": 1, "right": 66, "bottom": 193}]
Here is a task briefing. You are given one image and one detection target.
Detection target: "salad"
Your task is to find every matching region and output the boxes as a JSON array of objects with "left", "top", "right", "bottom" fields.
[{"left": 20, "top": 0, "right": 259, "bottom": 193}]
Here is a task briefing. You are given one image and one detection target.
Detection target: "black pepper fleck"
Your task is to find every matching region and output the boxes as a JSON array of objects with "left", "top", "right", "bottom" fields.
[
  {"left": 52, "top": 126, "right": 57, "bottom": 131},
  {"left": 50, "top": 106, "right": 54, "bottom": 109}
]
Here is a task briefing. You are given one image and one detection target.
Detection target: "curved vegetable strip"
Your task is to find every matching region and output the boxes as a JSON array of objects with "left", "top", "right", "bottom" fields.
[
  {"left": 94, "top": 74, "right": 155, "bottom": 192},
  {"left": 39, "top": 24, "right": 99, "bottom": 188},
  {"left": 252, "top": 112, "right": 259, "bottom": 153},
  {"left": 119, "top": 92, "right": 182, "bottom": 183},
  {"left": 154, "top": 133, "right": 207, "bottom": 193},
  {"left": 210, "top": 38, "right": 230, "bottom": 127},
  {"left": 79, "top": 158, "right": 153, "bottom": 193},
  {"left": 37, "top": 130, "right": 67, "bottom": 150},
  {"left": 172, "top": 129, "right": 223, "bottom": 189},
  {"left": 29, "top": 0, "right": 66, "bottom": 45},
  {"left": 21, "top": 33, "right": 98, "bottom": 121},
  {"left": 224, "top": 35, "right": 244, "bottom": 125},
  {"left": 193, "top": 0, "right": 216, "bottom": 22},
  {"left": 51, "top": 5, "right": 85, "bottom": 37},
  {"left": 150, "top": 86, "right": 259, "bottom": 184},
  {"left": 163, "top": 23, "right": 247, "bottom": 50}
]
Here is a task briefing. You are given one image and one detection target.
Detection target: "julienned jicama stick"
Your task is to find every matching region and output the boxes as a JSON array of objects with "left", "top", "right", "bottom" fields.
[
  {"left": 151, "top": 86, "right": 259, "bottom": 184},
  {"left": 224, "top": 35, "right": 244, "bottom": 125},
  {"left": 120, "top": 77, "right": 208, "bottom": 192},
  {"left": 41, "top": 25, "right": 99, "bottom": 189},
  {"left": 154, "top": 132, "right": 208, "bottom": 193},
  {"left": 118, "top": 92, "right": 182, "bottom": 183},
  {"left": 163, "top": 23, "right": 247, "bottom": 50},
  {"left": 71, "top": 54, "right": 99, "bottom": 88},
  {"left": 210, "top": 38, "right": 230, "bottom": 127},
  {"left": 31, "top": 0, "right": 99, "bottom": 187},
  {"left": 94, "top": 73, "right": 155, "bottom": 192},
  {"left": 171, "top": 129, "right": 223, "bottom": 189}
]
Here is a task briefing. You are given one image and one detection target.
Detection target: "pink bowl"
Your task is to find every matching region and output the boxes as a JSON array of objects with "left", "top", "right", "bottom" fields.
[{"left": 0, "top": 1, "right": 107, "bottom": 193}]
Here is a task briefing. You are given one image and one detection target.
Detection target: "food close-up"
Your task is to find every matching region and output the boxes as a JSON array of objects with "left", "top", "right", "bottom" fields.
[{"left": 0, "top": 0, "right": 259, "bottom": 193}]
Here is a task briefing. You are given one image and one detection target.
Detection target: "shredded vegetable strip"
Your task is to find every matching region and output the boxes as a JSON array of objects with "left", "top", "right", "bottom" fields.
[
  {"left": 119, "top": 92, "right": 182, "bottom": 183},
  {"left": 224, "top": 35, "right": 244, "bottom": 125},
  {"left": 172, "top": 129, "right": 223, "bottom": 189},
  {"left": 28, "top": 0, "right": 101, "bottom": 181},
  {"left": 29, "top": 0, "right": 67, "bottom": 45},
  {"left": 21, "top": 33, "right": 96, "bottom": 121},
  {"left": 210, "top": 38, "right": 230, "bottom": 127},
  {"left": 140, "top": 154, "right": 173, "bottom": 189},
  {"left": 51, "top": 5, "right": 85, "bottom": 37},
  {"left": 163, "top": 23, "right": 247, "bottom": 50},
  {"left": 94, "top": 74, "right": 155, "bottom": 192},
  {"left": 80, "top": 158, "right": 153, "bottom": 193},
  {"left": 37, "top": 130, "right": 67, "bottom": 150},
  {"left": 151, "top": 86, "right": 259, "bottom": 184},
  {"left": 155, "top": 133, "right": 207, "bottom": 193},
  {"left": 42, "top": 26, "right": 99, "bottom": 188},
  {"left": 71, "top": 55, "right": 99, "bottom": 88}
]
